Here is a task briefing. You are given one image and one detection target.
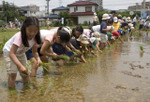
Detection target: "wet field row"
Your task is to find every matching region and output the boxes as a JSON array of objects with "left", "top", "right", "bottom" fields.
[{"left": 0, "top": 32, "right": 150, "bottom": 102}]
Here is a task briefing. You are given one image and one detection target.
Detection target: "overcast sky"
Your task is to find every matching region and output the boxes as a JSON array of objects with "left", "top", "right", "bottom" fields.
[{"left": 0, "top": 0, "right": 148, "bottom": 11}]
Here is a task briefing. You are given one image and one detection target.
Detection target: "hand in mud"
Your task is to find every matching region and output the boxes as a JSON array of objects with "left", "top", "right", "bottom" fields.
[
  {"left": 99, "top": 50, "right": 103, "bottom": 53},
  {"left": 20, "top": 66, "right": 28, "bottom": 75},
  {"left": 37, "top": 59, "right": 42, "bottom": 66},
  {"left": 52, "top": 53, "right": 58, "bottom": 60},
  {"left": 75, "top": 49, "right": 81, "bottom": 55}
]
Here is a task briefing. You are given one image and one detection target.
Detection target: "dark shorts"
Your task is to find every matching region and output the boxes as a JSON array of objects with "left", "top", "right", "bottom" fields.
[
  {"left": 139, "top": 24, "right": 144, "bottom": 29},
  {"left": 52, "top": 43, "right": 74, "bottom": 57},
  {"left": 25, "top": 47, "right": 43, "bottom": 60}
]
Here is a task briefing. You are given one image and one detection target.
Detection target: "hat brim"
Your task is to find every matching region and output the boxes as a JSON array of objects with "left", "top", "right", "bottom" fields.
[
  {"left": 96, "top": 38, "right": 101, "bottom": 41},
  {"left": 114, "top": 20, "right": 118, "bottom": 22},
  {"left": 102, "top": 17, "right": 110, "bottom": 20},
  {"left": 81, "top": 41, "right": 89, "bottom": 45},
  {"left": 76, "top": 38, "right": 80, "bottom": 42}
]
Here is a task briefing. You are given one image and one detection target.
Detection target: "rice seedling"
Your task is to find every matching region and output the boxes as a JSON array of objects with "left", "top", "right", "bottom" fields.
[
  {"left": 58, "top": 55, "right": 70, "bottom": 61},
  {"left": 40, "top": 63, "right": 51, "bottom": 72},
  {"left": 140, "top": 46, "right": 144, "bottom": 52}
]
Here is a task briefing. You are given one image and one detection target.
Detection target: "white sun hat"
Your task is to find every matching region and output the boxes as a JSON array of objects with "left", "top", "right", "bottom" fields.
[
  {"left": 113, "top": 17, "right": 118, "bottom": 22},
  {"left": 94, "top": 12, "right": 97, "bottom": 16},
  {"left": 102, "top": 13, "right": 110, "bottom": 20},
  {"left": 93, "top": 32, "right": 101, "bottom": 41}
]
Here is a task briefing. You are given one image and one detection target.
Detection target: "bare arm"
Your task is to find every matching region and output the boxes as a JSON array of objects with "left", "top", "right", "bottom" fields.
[
  {"left": 9, "top": 44, "right": 28, "bottom": 74},
  {"left": 40, "top": 40, "right": 58, "bottom": 59},
  {"left": 80, "top": 55, "right": 87, "bottom": 63},
  {"left": 96, "top": 41, "right": 102, "bottom": 53},
  {"left": 32, "top": 45, "right": 42, "bottom": 65},
  {"left": 119, "top": 36, "right": 124, "bottom": 43},
  {"left": 68, "top": 42, "right": 81, "bottom": 54}
]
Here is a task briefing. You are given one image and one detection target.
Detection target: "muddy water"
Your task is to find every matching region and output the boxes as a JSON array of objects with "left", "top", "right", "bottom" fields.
[{"left": 1, "top": 34, "right": 150, "bottom": 102}]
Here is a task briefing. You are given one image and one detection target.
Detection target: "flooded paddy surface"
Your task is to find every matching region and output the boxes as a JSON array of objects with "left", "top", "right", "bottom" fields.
[{"left": 1, "top": 33, "right": 150, "bottom": 102}]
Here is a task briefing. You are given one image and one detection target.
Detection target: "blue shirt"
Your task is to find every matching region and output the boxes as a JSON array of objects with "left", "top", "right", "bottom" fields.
[{"left": 100, "top": 21, "right": 107, "bottom": 34}]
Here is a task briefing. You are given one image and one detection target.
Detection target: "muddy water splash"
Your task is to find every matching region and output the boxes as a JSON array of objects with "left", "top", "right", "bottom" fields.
[{"left": 0, "top": 33, "right": 150, "bottom": 102}]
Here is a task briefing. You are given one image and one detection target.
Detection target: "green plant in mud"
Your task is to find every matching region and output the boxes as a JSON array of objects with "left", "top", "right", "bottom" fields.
[
  {"left": 38, "top": 86, "right": 45, "bottom": 95},
  {"left": 40, "top": 62, "right": 51, "bottom": 72},
  {"left": 38, "top": 75, "right": 57, "bottom": 96},
  {"left": 26, "top": 60, "right": 33, "bottom": 72},
  {"left": 58, "top": 55, "right": 70, "bottom": 61},
  {"left": 140, "top": 46, "right": 144, "bottom": 52},
  {"left": 8, "top": 88, "right": 18, "bottom": 94}
]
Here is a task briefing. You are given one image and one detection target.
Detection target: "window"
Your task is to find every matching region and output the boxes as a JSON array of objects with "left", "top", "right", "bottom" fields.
[
  {"left": 76, "top": 6, "right": 78, "bottom": 11},
  {"left": 74, "top": 7, "right": 76, "bottom": 12},
  {"left": 74, "top": 6, "right": 78, "bottom": 12},
  {"left": 85, "top": 6, "right": 92, "bottom": 12},
  {"left": 95, "top": 6, "right": 98, "bottom": 12}
]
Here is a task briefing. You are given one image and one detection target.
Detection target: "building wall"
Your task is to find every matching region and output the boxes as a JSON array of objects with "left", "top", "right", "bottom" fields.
[
  {"left": 69, "top": 5, "right": 97, "bottom": 13},
  {"left": 78, "top": 15, "right": 93, "bottom": 24},
  {"left": 128, "top": 1, "right": 150, "bottom": 11},
  {"left": 86, "top": 0, "right": 103, "bottom": 10}
]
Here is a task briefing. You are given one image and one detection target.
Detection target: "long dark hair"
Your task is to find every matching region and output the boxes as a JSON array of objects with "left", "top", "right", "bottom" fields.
[
  {"left": 21, "top": 17, "right": 41, "bottom": 47},
  {"left": 57, "top": 27, "right": 71, "bottom": 43},
  {"left": 72, "top": 25, "right": 83, "bottom": 37}
]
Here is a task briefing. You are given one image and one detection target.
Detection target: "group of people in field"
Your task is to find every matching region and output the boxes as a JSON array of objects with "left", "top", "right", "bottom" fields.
[{"left": 3, "top": 10, "right": 137, "bottom": 89}]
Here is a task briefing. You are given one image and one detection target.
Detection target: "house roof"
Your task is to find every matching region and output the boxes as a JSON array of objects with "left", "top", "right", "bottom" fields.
[
  {"left": 70, "top": 12, "right": 94, "bottom": 16},
  {"left": 44, "top": 14, "right": 60, "bottom": 19},
  {"left": 68, "top": 1, "right": 98, "bottom": 6},
  {"left": 52, "top": 6, "right": 69, "bottom": 12}
]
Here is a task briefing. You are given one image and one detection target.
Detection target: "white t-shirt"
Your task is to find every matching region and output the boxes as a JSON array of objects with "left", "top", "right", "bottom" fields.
[
  {"left": 92, "top": 25, "right": 101, "bottom": 33},
  {"left": 3, "top": 32, "right": 38, "bottom": 54},
  {"left": 83, "top": 29, "right": 92, "bottom": 39},
  {"left": 40, "top": 29, "right": 57, "bottom": 43}
]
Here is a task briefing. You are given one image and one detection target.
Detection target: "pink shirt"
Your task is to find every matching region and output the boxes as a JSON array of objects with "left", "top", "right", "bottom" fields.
[{"left": 3, "top": 32, "right": 38, "bottom": 54}]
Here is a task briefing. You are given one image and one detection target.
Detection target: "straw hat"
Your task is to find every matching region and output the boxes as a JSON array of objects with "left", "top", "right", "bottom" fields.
[{"left": 77, "top": 34, "right": 89, "bottom": 44}]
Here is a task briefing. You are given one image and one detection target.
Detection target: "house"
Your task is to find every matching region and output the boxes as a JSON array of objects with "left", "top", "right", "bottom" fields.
[
  {"left": 52, "top": 6, "right": 69, "bottom": 15},
  {"left": 85, "top": 0, "right": 103, "bottom": 11},
  {"left": 20, "top": 5, "right": 40, "bottom": 17},
  {"left": 45, "top": 6, "right": 69, "bottom": 22},
  {"left": 67, "top": 1, "right": 98, "bottom": 25}
]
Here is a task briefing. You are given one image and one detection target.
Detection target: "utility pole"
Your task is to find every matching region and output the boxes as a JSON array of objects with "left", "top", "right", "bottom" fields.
[
  {"left": 143, "top": 0, "right": 146, "bottom": 11},
  {"left": 46, "top": 0, "right": 50, "bottom": 16}
]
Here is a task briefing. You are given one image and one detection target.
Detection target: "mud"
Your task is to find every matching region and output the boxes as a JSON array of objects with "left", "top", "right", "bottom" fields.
[{"left": 0, "top": 33, "right": 150, "bottom": 102}]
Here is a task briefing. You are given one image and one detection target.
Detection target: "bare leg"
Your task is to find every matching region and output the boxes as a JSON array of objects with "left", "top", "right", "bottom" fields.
[{"left": 8, "top": 73, "right": 17, "bottom": 89}]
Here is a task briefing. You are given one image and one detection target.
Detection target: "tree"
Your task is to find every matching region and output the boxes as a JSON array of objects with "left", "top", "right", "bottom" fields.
[
  {"left": 59, "top": 12, "right": 73, "bottom": 26},
  {"left": 2, "top": 1, "right": 19, "bottom": 22}
]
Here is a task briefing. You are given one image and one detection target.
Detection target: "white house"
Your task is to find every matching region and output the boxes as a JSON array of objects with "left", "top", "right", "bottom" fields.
[
  {"left": 67, "top": 1, "right": 98, "bottom": 25},
  {"left": 20, "top": 5, "right": 40, "bottom": 17}
]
